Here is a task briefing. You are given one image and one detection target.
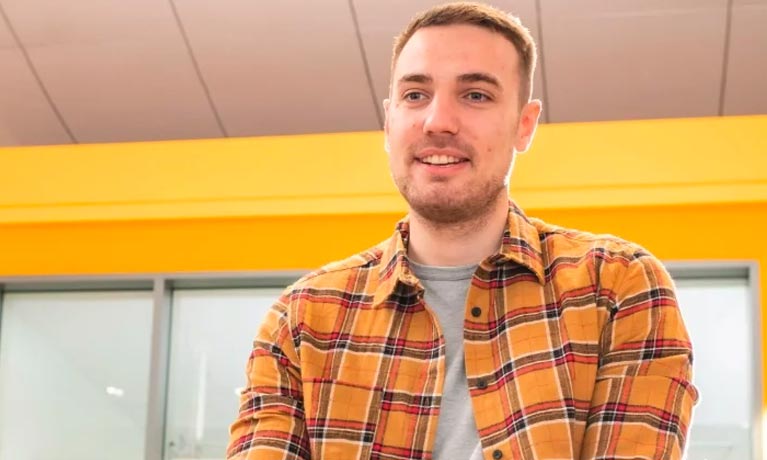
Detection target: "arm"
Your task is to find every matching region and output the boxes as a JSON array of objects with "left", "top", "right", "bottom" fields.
[
  {"left": 227, "top": 295, "right": 311, "bottom": 460},
  {"left": 580, "top": 251, "right": 699, "bottom": 459}
]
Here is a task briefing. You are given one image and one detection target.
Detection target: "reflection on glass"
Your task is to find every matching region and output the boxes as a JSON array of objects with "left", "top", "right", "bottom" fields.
[
  {"left": 0, "top": 291, "right": 154, "bottom": 460},
  {"left": 165, "top": 288, "right": 281, "bottom": 459}
]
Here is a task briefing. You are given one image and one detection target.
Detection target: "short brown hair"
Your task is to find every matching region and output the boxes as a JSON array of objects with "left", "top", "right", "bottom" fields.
[{"left": 391, "top": 2, "right": 537, "bottom": 105}]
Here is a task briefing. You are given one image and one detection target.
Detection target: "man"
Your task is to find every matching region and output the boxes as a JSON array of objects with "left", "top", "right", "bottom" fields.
[{"left": 227, "top": 2, "right": 698, "bottom": 459}]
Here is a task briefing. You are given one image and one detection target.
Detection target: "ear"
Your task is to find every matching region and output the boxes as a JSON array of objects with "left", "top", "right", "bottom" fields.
[
  {"left": 383, "top": 98, "right": 391, "bottom": 153},
  {"left": 514, "top": 99, "right": 542, "bottom": 154}
]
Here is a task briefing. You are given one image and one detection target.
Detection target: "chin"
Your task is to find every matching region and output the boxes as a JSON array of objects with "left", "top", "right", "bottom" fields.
[
  {"left": 405, "top": 186, "right": 507, "bottom": 225},
  {"left": 408, "top": 196, "right": 477, "bottom": 224}
]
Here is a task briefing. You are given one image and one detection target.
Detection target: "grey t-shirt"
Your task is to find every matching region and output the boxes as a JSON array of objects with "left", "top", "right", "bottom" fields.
[{"left": 409, "top": 260, "right": 484, "bottom": 460}]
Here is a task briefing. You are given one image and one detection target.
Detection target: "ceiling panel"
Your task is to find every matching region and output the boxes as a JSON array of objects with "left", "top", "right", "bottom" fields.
[
  {"left": 0, "top": 17, "right": 71, "bottom": 146},
  {"left": 173, "top": 0, "right": 379, "bottom": 137},
  {"left": 354, "top": 0, "right": 546, "bottom": 122},
  {"left": 541, "top": 0, "right": 729, "bottom": 122},
  {"left": 723, "top": 0, "right": 767, "bottom": 115},
  {"left": 0, "top": 1, "right": 760, "bottom": 147},
  {"left": 0, "top": 0, "right": 222, "bottom": 143}
]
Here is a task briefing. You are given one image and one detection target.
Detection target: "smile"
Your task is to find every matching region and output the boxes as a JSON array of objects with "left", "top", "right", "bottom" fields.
[{"left": 418, "top": 155, "right": 469, "bottom": 166}]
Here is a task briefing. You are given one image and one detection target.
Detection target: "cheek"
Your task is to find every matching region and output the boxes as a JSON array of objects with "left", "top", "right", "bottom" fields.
[
  {"left": 387, "top": 144, "right": 408, "bottom": 171},
  {"left": 389, "top": 110, "right": 420, "bottom": 137},
  {"left": 490, "top": 124, "right": 515, "bottom": 155},
  {"left": 388, "top": 124, "right": 418, "bottom": 158}
]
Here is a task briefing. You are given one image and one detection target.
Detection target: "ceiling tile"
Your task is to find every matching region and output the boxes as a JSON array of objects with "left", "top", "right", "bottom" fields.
[
  {"left": 354, "top": 0, "right": 545, "bottom": 122},
  {"left": 723, "top": 0, "right": 767, "bottom": 115},
  {"left": 173, "top": 0, "right": 379, "bottom": 137},
  {"left": 0, "top": 1, "right": 758, "bottom": 145},
  {"left": 0, "top": 18, "right": 71, "bottom": 146},
  {"left": 1, "top": 0, "right": 223, "bottom": 143},
  {"left": 541, "top": 0, "right": 729, "bottom": 122}
]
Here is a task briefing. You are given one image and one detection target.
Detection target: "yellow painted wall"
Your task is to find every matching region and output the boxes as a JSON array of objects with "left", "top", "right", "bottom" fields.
[
  {"left": 0, "top": 115, "right": 765, "bottom": 397},
  {"left": 1, "top": 115, "right": 765, "bottom": 225}
]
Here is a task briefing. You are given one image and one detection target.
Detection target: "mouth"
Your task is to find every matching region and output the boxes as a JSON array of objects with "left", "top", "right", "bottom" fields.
[
  {"left": 415, "top": 147, "right": 471, "bottom": 167},
  {"left": 417, "top": 154, "right": 470, "bottom": 166}
]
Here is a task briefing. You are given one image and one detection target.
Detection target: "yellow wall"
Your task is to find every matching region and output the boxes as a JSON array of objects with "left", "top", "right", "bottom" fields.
[
  {"left": 0, "top": 115, "right": 765, "bottom": 393},
  {"left": 1, "top": 115, "right": 765, "bottom": 225}
]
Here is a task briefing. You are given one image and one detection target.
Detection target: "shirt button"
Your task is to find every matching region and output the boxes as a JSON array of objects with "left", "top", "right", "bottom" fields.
[
  {"left": 493, "top": 450, "right": 503, "bottom": 459},
  {"left": 477, "top": 379, "right": 488, "bottom": 390},
  {"left": 470, "top": 306, "right": 482, "bottom": 318}
]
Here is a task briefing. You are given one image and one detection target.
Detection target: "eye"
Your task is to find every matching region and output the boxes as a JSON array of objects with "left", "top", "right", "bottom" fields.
[
  {"left": 466, "top": 91, "right": 491, "bottom": 102},
  {"left": 403, "top": 91, "right": 427, "bottom": 102}
]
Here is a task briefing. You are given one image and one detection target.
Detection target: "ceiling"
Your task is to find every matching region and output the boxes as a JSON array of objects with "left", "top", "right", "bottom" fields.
[{"left": 0, "top": 0, "right": 764, "bottom": 147}]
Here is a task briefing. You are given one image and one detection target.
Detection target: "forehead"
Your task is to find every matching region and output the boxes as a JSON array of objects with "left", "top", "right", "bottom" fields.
[{"left": 393, "top": 24, "right": 520, "bottom": 87}]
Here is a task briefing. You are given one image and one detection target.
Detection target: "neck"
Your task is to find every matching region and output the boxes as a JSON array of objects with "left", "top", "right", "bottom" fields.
[{"left": 407, "top": 196, "right": 509, "bottom": 267}]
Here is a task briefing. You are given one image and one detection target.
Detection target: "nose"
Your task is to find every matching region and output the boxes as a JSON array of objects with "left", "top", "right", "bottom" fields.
[{"left": 423, "top": 95, "right": 459, "bottom": 135}]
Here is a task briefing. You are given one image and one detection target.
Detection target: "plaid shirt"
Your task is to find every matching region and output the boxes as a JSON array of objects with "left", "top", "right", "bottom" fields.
[{"left": 228, "top": 202, "right": 698, "bottom": 459}]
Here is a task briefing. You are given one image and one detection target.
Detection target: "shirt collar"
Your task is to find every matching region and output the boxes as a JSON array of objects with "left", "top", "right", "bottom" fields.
[{"left": 373, "top": 201, "right": 545, "bottom": 307}]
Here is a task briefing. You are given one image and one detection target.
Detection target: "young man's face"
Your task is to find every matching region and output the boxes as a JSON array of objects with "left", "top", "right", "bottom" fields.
[{"left": 384, "top": 24, "right": 540, "bottom": 224}]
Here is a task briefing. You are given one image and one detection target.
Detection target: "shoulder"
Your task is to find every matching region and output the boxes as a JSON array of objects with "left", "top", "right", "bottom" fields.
[
  {"left": 282, "top": 240, "right": 387, "bottom": 299},
  {"left": 528, "top": 218, "right": 676, "bottom": 323},
  {"left": 263, "top": 241, "right": 387, "bottom": 336},
  {"left": 529, "top": 217, "right": 670, "bottom": 293},
  {"left": 531, "top": 216, "right": 653, "bottom": 263}
]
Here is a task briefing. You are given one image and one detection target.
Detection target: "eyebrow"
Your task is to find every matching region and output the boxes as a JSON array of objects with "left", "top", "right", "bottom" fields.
[
  {"left": 458, "top": 72, "right": 502, "bottom": 90},
  {"left": 397, "top": 73, "right": 433, "bottom": 85},
  {"left": 396, "top": 72, "right": 502, "bottom": 90}
]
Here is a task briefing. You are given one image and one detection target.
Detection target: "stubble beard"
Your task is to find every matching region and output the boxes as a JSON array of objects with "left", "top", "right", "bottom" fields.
[
  {"left": 393, "top": 136, "right": 512, "bottom": 226},
  {"left": 397, "top": 174, "right": 508, "bottom": 226}
]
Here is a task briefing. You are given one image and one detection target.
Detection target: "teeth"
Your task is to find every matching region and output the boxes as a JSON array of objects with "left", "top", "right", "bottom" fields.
[{"left": 422, "top": 154, "right": 462, "bottom": 165}]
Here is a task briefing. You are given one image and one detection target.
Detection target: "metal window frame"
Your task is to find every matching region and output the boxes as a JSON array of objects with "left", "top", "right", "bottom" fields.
[
  {"left": 0, "top": 262, "right": 762, "bottom": 459},
  {"left": 145, "top": 278, "right": 172, "bottom": 460}
]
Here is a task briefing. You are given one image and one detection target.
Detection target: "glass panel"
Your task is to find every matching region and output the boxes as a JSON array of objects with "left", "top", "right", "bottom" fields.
[
  {"left": 675, "top": 277, "right": 754, "bottom": 460},
  {"left": 165, "top": 288, "right": 281, "bottom": 460},
  {"left": 0, "top": 291, "right": 154, "bottom": 460}
]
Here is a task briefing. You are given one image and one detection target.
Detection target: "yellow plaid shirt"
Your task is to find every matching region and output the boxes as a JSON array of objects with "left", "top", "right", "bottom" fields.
[{"left": 228, "top": 202, "right": 698, "bottom": 459}]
